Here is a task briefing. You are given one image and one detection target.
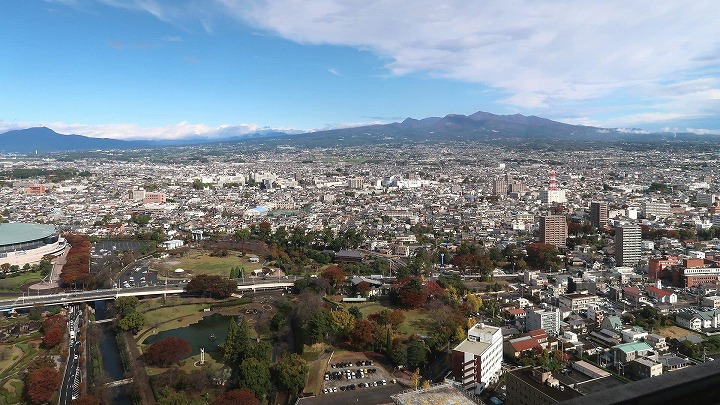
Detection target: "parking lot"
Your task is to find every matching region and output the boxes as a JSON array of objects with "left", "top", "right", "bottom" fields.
[{"left": 321, "top": 353, "right": 396, "bottom": 395}]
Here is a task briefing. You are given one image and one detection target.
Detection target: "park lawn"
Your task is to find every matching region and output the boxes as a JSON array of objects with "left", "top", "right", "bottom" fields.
[
  {"left": 346, "top": 302, "right": 433, "bottom": 336},
  {"left": 157, "top": 249, "right": 261, "bottom": 278},
  {"left": 0, "top": 271, "right": 42, "bottom": 291}
]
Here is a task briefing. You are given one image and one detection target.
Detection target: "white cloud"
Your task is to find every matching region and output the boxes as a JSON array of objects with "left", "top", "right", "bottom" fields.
[{"left": 327, "top": 67, "right": 340, "bottom": 76}]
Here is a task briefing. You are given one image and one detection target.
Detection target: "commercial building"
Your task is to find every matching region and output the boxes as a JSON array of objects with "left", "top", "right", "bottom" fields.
[
  {"left": 539, "top": 215, "right": 567, "bottom": 248},
  {"left": 558, "top": 292, "right": 600, "bottom": 312},
  {"left": 526, "top": 308, "right": 561, "bottom": 335},
  {"left": 451, "top": 323, "right": 503, "bottom": 394},
  {"left": 589, "top": 201, "right": 608, "bottom": 228},
  {"left": 643, "top": 201, "right": 672, "bottom": 219},
  {"left": 615, "top": 224, "right": 642, "bottom": 267}
]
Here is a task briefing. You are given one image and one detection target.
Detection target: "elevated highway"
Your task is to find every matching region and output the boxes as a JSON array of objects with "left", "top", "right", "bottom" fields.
[{"left": 0, "top": 276, "right": 299, "bottom": 312}]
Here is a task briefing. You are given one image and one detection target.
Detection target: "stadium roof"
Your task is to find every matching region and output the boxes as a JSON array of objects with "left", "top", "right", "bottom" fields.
[{"left": 0, "top": 223, "right": 56, "bottom": 246}]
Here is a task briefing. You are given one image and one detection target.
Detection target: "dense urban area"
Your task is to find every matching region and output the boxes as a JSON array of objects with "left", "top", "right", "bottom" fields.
[{"left": 1, "top": 140, "right": 720, "bottom": 405}]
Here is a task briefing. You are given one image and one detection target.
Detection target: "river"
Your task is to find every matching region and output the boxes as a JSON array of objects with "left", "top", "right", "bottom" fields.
[{"left": 93, "top": 300, "right": 133, "bottom": 405}]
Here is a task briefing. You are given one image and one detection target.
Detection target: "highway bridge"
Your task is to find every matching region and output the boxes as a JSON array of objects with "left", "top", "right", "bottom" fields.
[{"left": 0, "top": 277, "right": 300, "bottom": 313}]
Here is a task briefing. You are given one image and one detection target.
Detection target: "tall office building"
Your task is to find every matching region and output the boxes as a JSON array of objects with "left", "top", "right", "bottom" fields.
[
  {"left": 526, "top": 308, "right": 561, "bottom": 335},
  {"left": 539, "top": 215, "right": 568, "bottom": 247},
  {"left": 451, "top": 323, "right": 503, "bottom": 393},
  {"left": 492, "top": 176, "right": 508, "bottom": 196},
  {"left": 615, "top": 224, "right": 642, "bottom": 267},
  {"left": 589, "top": 201, "right": 608, "bottom": 228}
]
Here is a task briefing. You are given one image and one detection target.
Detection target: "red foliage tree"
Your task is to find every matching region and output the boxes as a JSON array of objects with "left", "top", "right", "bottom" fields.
[
  {"left": 213, "top": 388, "right": 259, "bottom": 405},
  {"left": 72, "top": 395, "right": 101, "bottom": 405},
  {"left": 355, "top": 281, "right": 371, "bottom": 296},
  {"left": 26, "top": 367, "right": 60, "bottom": 404},
  {"left": 387, "top": 310, "right": 406, "bottom": 329},
  {"left": 320, "top": 265, "right": 346, "bottom": 287},
  {"left": 393, "top": 278, "right": 427, "bottom": 308},
  {"left": 42, "top": 314, "right": 66, "bottom": 332},
  {"left": 186, "top": 274, "right": 236, "bottom": 299},
  {"left": 143, "top": 337, "right": 192, "bottom": 367},
  {"left": 60, "top": 234, "right": 93, "bottom": 287},
  {"left": 351, "top": 319, "right": 375, "bottom": 349},
  {"left": 42, "top": 327, "right": 64, "bottom": 349},
  {"left": 423, "top": 281, "right": 446, "bottom": 301}
]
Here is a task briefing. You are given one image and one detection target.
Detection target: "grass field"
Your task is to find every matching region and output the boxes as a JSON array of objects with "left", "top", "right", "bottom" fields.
[
  {"left": 0, "top": 345, "right": 23, "bottom": 375},
  {"left": 0, "top": 271, "right": 42, "bottom": 291},
  {"left": 346, "top": 302, "right": 433, "bottom": 336},
  {"left": 658, "top": 325, "right": 702, "bottom": 339},
  {"left": 0, "top": 379, "right": 22, "bottom": 405},
  {"left": 155, "top": 249, "right": 261, "bottom": 278}
]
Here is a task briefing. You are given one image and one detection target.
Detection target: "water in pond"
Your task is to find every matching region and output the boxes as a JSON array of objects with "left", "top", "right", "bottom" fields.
[{"left": 143, "top": 313, "right": 234, "bottom": 356}]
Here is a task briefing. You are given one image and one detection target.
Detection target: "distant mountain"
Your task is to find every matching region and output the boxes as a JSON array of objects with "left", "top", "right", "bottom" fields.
[
  {"left": 0, "top": 127, "right": 291, "bottom": 153},
  {"left": 0, "top": 127, "right": 150, "bottom": 153},
  {"left": 1, "top": 111, "right": 711, "bottom": 154}
]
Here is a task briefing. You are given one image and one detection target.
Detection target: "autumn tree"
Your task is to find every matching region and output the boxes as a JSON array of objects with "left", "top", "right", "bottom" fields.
[
  {"left": 390, "top": 278, "right": 427, "bottom": 308},
  {"left": 213, "top": 389, "right": 258, "bottom": 405},
  {"left": 42, "top": 314, "right": 66, "bottom": 349},
  {"left": 351, "top": 319, "right": 375, "bottom": 349},
  {"left": 143, "top": 337, "right": 192, "bottom": 367},
  {"left": 320, "top": 265, "right": 346, "bottom": 289},
  {"left": 387, "top": 310, "right": 406, "bottom": 329},
  {"left": 330, "top": 310, "right": 356, "bottom": 336},
  {"left": 25, "top": 367, "right": 60, "bottom": 404},
  {"left": 72, "top": 395, "right": 101, "bottom": 405},
  {"left": 526, "top": 243, "right": 562, "bottom": 270},
  {"left": 186, "top": 274, "right": 237, "bottom": 299}
]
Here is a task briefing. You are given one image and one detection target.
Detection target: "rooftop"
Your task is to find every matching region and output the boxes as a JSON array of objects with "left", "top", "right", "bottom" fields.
[
  {"left": 613, "top": 341, "right": 652, "bottom": 353},
  {"left": 390, "top": 382, "right": 476, "bottom": 405},
  {"left": 0, "top": 222, "right": 57, "bottom": 246}
]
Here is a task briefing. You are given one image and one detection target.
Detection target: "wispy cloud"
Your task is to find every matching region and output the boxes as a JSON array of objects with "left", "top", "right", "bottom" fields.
[
  {"left": 48, "top": 1, "right": 720, "bottom": 130},
  {"left": 162, "top": 35, "right": 182, "bottom": 42},
  {"left": 327, "top": 67, "right": 340, "bottom": 76}
]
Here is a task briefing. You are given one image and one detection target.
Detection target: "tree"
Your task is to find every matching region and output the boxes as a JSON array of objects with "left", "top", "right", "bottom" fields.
[
  {"left": 224, "top": 317, "right": 251, "bottom": 365},
  {"left": 143, "top": 337, "right": 192, "bottom": 367},
  {"left": 186, "top": 274, "right": 237, "bottom": 299},
  {"left": 273, "top": 354, "right": 309, "bottom": 396},
  {"left": 349, "top": 306, "right": 362, "bottom": 320},
  {"left": 118, "top": 311, "right": 145, "bottom": 333},
  {"left": 42, "top": 327, "right": 64, "bottom": 349},
  {"left": 406, "top": 339, "right": 428, "bottom": 370},
  {"left": 114, "top": 296, "right": 140, "bottom": 317},
  {"left": 72, "top": 395, "right": 101, "bottom": 405},
  {"left": 392, "top": 278, "right": 427, "bottom": 308},
  {"left": 351, "top": 319, "right": 375, "bottom": 349},
  {"left": 330, "top": 310, "right": 356, "bottom": 336},
  {"left": 156, "top": 387, "right": 191, "bottom": 405},
  {"left": 26, "top": 367, "right": 60, "bottom": 404},
  {"left": 526, "top": 243, "right": 562, "bottom": 270},
  {"left": 387, "top": 310, "right": 406, "bottom": 329},
  {"left": 236, "top": 358, "right": 271, "bottom": 399},
  {"left": 213, "top": 389, "right": 258, "bottom": 405},
  {"left": 320, "top": 265, "right": 346, "bottom": 288},
  {"left": 306, "top": 310, "right": 331, "bottom": 344},
  {"left": 466, "top": 294, "right": 482, "bottom": 314},
  {"left": 390, "top": 342, "right": 407, "bottom": 367}
]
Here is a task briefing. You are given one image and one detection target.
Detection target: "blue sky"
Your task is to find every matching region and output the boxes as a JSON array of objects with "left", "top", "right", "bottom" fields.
[{"left": 1, "top": 0, "right": 719, "bottom": 140}]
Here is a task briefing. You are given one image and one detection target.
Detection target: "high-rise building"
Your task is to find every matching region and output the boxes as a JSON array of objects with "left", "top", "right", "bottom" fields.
[
  {"left": 589, "top": 201, "right": 608, "bottom": 228},
  {"left": 643, "top": 201, "right": 671, "bottom": 219},
  {"left": 451, "top": 323, "right": 503, "bottom": 393},
  {"left": 697, "top": 193, "right": 716, "bottom": 207},
  {"left": 526, "top": 308, "right": 561, "bottom": 335},
  {"left": 615, "top": 224, "right": 642, "bottom": 267},
  {"left": 492, "top": 176, "right": 508, "bottom": 196},
  {"left": 347, "top": 178, "right": 364, "bottom": 189},
  {"left": 540, "top": 215, "right": 567, "bottom": 247}
]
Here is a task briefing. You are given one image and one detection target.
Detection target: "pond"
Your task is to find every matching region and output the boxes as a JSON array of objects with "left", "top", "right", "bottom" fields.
[{"left": 143, "top": 313, "right": 234, "bottom": 356}]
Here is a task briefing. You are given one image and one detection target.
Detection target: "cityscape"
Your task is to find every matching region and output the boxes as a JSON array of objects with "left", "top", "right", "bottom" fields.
[{"left": 2, "top": 2, "right": 720, "bottom": 405}]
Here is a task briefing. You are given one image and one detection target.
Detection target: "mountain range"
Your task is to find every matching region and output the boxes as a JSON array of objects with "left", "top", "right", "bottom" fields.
[{"left": 0, "top": 111, "right": 705, "bottom": 153}]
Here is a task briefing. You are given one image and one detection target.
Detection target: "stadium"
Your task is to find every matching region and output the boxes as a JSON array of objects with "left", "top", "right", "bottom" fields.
[{"left": 0, "top": 222, "right": 66, "bottom": 267}]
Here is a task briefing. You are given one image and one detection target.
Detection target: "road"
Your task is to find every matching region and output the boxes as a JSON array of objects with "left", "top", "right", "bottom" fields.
[{"left": 59, "top": 305, "right": 82, "bottom": 405}]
